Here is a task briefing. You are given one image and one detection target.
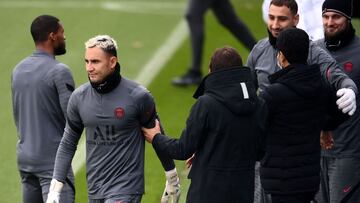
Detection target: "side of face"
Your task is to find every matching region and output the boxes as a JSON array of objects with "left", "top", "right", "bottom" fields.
[
  {"left": 268, "top": 4, "right": 299, "bottom": 38},
  {"left": 85, "top": 47, "right": 117, "bottom": 84},
  {"left": 52, "top": 22, "right": 66, "bottom": 55},
  {"left": 322, "top": 11, "right": 348, "bottom": 39}
]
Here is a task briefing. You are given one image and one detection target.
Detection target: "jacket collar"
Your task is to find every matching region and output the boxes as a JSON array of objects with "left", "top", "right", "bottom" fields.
[
  {"left": 90, "top": 62, "right": 122, "bottom": 94},
  {"left": 193, "top": 66, "right": 251, "bottom": 99}
]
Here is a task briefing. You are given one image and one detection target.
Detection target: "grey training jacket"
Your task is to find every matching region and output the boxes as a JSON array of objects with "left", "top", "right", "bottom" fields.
[
  {"left": 53, "top": 77, "right": 163, "bottom": 199},
  {"left": 12, "top": 50, "right": 75, "bottom": 172}
]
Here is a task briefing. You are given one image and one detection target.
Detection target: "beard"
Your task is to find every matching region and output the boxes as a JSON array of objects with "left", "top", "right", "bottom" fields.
[
  {"left": 324, "top": 21, "right": 350, "bottom": 42},
  {"left": 324, "top": 22, "right": 355, "bottom": 50},
  {"left": 325, "top": 28, "right": 344, "bottom": 41},
  {"left": 54, "top": 42, "right": 66, "bottom": 55}
]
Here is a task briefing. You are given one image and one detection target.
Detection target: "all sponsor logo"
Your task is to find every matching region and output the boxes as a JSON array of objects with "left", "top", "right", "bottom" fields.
[{"left": 87, "top": 125, "right": 124, "bottom": 146}]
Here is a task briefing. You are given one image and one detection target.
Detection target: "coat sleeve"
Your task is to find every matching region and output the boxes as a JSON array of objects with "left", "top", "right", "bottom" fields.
[{"left": 152, "top": 98, "right": 209, "bottom": 160}]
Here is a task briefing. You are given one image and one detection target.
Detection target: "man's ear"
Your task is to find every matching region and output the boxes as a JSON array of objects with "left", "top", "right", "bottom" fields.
[
  {"left": 293, "top": 13, "right": 300, "bottom": 26},
  {"left": 110, "top": 56, "right": 117, "bottom": 69},
  {"left": 49, "top": 32, "right": 56, "bottom": 41}
]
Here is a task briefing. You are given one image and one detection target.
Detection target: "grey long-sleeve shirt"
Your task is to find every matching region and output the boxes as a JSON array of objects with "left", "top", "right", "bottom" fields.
[
  {"left": 246, "top": 38, "right": 358, "bottom": 94},
  {"left": 11, "top": 50, "right": 75, "bottom": 172},
  {"left": 53, "top": 77, "right": 165, "bottom": 199},
  {"left": 317, "top": 36, "right": 360, "bottom": 158}
]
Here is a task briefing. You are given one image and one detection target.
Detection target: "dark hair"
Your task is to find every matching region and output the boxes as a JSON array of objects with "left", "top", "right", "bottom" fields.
[
  {"left": 209, "top": 46, "right": 243, "bottom": 72},
  {"left": 270, "top": 0, "right": 298, "bottom": 15},
  {"left": 276, "top": 28, "right": 309, "bottom": 64},
  {"left": 30, "top": 15, "right": 60, "bottom": 43}
]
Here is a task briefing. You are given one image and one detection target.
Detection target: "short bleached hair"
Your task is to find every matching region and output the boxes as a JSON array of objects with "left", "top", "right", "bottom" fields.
[{"left": 85, "top": 35, "right": 118, "bottom": 57}]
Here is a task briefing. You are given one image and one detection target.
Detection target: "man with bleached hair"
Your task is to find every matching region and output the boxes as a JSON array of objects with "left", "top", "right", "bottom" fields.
[{"left": 47, "top": 35, "right": 180, "bottom": 203}]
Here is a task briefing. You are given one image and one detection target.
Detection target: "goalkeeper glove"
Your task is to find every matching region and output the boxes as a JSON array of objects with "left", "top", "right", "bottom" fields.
[
  {"left": 336, "top": 88, "right": 356, "bottom": 116},
  {"left": 46, "top": 179, "right": 63, "bottom": 203},
  {"left": 161, "top": 168, "right": 181, "bottom": 203}
]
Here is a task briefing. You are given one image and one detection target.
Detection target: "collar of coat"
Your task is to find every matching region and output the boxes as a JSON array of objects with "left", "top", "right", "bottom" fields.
[{"left": 193, "top": 66, "right": 253, "bottom": 99}]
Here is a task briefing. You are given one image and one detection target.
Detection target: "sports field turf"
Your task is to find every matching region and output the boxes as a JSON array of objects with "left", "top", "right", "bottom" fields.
[{"left": 1, "top": 0, "right": 359, "bottom": 202}]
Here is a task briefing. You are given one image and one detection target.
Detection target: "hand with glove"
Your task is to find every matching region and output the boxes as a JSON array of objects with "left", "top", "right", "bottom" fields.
[
  {"left": 336, "top": 88, "right": 357, "bottom": 116},
  {"left": 161, "top": 168, "right": 181, "bottom": 203},
  {"left": 46, "top": 179, "right": 63, "bottom": 203}
]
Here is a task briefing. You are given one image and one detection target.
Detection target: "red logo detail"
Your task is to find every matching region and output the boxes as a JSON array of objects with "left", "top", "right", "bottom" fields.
[
  {"left": 114, "top": 107, "right": 125, "bottom": 119},
  {"left": 343, "top": 186, "right": 351, "bottom": 193},
  {"left": 115, "top": 201, "right": 122, "bottom": 203},
  {"left": 344, "top": 62, "right": 353, "bottom": 73}
]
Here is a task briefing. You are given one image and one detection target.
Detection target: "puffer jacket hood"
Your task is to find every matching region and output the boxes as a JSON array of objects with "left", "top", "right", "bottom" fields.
[
  {"left": 193, "top": 66, "right": 258, "bottom": 115},
  {"left": 268, "top": 63, "right": 323, "bottom": 99}
]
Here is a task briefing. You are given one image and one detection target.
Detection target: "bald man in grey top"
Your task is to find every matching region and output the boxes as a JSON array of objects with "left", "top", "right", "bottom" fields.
[
  {"left": 11, "top": 15, "right": 75, "bottom": 203},
  {"left": 47, "top": 35, "right": 180, "bottom": 203}
]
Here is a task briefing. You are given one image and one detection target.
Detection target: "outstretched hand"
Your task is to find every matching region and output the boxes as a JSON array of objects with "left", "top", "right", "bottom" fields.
[
  {"left": 336, "top": 88, "right": 356, "bottom": 116},
  {"left": 142, "top": 119, "right": 161, "bottom": 143}
]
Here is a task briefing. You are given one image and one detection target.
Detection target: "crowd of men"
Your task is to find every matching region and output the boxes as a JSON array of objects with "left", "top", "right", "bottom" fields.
[{"left": 11, "top": 0, "right": 360, "bottom": 202}]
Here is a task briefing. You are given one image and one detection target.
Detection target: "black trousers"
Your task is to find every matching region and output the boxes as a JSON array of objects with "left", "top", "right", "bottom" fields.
[{"left": 185, "top": 0, "right": 256, "bottom": 74}]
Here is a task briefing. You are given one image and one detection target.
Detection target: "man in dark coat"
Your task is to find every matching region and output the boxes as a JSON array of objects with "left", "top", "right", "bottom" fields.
[
  {"left": 259, "top": 28, "right": 345, "bottom": 203},
  {"left": 142, "top": 46, "right": 267, "bottom": 203}
]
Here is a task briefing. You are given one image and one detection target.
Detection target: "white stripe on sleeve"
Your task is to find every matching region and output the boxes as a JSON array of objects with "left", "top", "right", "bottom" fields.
[{"left": 240, "top": 82, "right": 249, "bottom": 99}]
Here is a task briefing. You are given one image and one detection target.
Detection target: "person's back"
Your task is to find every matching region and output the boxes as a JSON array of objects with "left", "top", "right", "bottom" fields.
[
  {"left": 259, "top": 28, "right": 336, "bottom": 202},
  {"left": 11, "top": 15, "right": 75, "bottom": 203},
  {"left": 260, "top": 63, "right": 328, "bottom": 194},
  {"left": 12, "top": 51, "right": 73, "bottom": 171},
  {"left": 188, "top": 67, "right": 266, "bottom": 203}
]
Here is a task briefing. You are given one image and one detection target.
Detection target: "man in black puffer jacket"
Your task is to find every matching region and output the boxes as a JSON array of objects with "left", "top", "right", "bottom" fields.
[
  {"left": 142, "top": 46, "right": 267, "bottom": 203},
  {"left": 259, "top": 28, "right": 346, "bottom": 203}
]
